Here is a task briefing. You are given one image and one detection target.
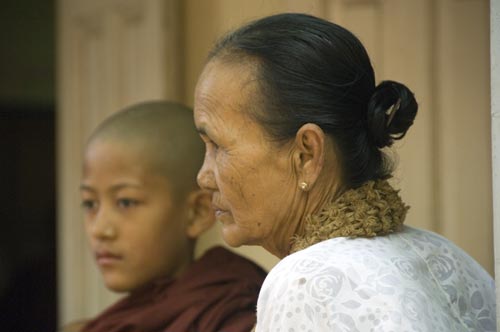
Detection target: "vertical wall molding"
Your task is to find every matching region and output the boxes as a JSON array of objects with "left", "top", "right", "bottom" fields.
[{"left": 435, "top": 0, "right": 492, "bottom": 271}]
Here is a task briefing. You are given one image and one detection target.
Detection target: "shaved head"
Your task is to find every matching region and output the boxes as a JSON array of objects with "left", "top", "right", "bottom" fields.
[{"left": 87, "top": 101, "right": 204, "bottom": 200}]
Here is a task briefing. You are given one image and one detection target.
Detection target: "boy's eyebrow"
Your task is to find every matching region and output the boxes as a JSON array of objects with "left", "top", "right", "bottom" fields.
[
  {"left": 80, "top": 184, "right": 95, "bottom": 192},
  {"left": 109, "top": 183, "right": 143, "bottom": 192},
  {"left": 79, "top": 183, "right": 144, "bottom": 192}
]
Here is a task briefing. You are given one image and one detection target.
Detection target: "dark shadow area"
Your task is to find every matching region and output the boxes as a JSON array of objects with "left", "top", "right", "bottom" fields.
[
  {"left": 0, "top": 0, "right": 57, "bottom": 331},
  {"left": 0, "top": 106, "right": 57, "bottom": 331}
]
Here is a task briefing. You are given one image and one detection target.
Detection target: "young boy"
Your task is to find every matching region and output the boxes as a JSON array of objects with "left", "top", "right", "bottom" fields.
[{"left": 76, "top": 101, "right": 266, "bottom": 332}]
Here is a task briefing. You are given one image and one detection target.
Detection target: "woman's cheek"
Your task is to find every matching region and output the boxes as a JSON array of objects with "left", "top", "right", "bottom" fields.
[{"left": 221, "top": 159, "right": 252, "bottom": 204}]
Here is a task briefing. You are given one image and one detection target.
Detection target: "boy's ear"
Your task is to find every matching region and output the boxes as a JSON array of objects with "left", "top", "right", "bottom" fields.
[{"left": 185, "top": 189, "right": 215, "bottom": 239}]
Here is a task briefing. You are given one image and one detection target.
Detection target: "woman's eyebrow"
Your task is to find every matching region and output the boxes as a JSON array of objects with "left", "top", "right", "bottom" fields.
[{"left": 196, "top": 126, "right": 207, "bottom": 136}]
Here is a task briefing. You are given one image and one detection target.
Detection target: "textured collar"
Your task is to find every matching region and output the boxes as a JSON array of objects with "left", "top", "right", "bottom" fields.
[{"left": 290, "top": 180, "right": 409, "bottom": 254}]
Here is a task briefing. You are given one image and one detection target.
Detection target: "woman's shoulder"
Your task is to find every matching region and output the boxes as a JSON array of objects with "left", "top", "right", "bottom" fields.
[
  {"left": 262, "top": 234, "right": 397, "bottom": 300},
  {"left": 273, "top": 229, "right": 412, "bottom": 276},
  {"left": 275, "top": 226, "right": 493, "bottom": 285},
  {"left": 393, "top": 226, "right": 494, "bottom": 281},
  {"left": 257, "top": 227, "right": 496, "bottom": 331}
]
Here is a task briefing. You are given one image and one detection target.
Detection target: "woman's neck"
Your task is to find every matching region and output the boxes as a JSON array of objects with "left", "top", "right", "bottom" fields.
[
  {"left": 263, "top": 171, "right": 343, "bottom": 259},
  {"left": 290, "top": 179, "right": 409, "bottom": 254}
]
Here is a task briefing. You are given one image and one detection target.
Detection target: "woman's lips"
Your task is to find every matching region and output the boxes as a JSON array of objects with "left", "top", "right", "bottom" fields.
[
  {"left": 212, "top": 204, "right": 228, "bottom": 216},
  {"left": 95, "top": 251, "right": 122, "bottom": 267},
  {"left": 215, "top": 209, "right": 227, "bottom": 218}
]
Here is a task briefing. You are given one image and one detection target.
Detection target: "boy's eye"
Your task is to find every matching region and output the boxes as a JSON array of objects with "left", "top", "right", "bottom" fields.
[
  {"left": 117, "top": 198, "right": 139, "bottom": 209},
  {"left": 81, "top": 199, "right": 98, "bottom": 212}
]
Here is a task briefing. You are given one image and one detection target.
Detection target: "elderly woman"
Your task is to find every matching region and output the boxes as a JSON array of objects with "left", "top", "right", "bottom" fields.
[{"left": 194, "top": 13, "right": 496, "bottom": 331}]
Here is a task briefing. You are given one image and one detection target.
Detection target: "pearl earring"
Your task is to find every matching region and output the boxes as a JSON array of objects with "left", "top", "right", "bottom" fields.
[{"left": 299, "top": 182, "right": 309, "bottom": 191}]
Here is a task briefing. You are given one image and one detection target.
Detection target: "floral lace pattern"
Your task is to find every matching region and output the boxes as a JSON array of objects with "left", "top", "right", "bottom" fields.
[{"left": 256, "top": 226, "right": 496, "bottom": 332}]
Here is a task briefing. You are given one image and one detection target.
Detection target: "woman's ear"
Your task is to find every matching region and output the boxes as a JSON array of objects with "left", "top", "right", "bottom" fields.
[
  {"left": 184, "top": 189, "right": 215, "bottom": 239},
  {"left": 292, "top": 123, "right": 326, "bottom": 191}
]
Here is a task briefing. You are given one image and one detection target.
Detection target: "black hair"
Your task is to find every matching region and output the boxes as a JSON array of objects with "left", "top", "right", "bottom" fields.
[{"left": 208, "top": 13, "right": 418, "bottom": 188}]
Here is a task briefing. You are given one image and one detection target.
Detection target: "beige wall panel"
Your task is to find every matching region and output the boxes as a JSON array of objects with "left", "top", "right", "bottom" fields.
[
  {"left": 378, "top": 0, "right": 435, "bottom": 232},
  {"left": 436, "top": 0, "right": 492, "bottom": 273},
  {"left": 327, "top": 0, "right": 383, "bottom": 69},
  {"left": 379, "top": 0, "right": 436, "bottom": 232}
]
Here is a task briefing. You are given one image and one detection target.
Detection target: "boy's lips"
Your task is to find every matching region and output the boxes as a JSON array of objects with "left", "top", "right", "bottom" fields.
[{"left": 95, "top": 250, "right": 123, "bottom": 267}]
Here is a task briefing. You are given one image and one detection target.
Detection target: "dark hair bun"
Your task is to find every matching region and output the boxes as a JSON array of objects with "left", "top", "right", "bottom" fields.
[{"left": 366, "top": 80, "right": 418, "bottom": 148}]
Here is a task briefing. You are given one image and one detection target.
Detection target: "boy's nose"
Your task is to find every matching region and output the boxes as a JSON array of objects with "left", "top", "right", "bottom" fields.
[{"left": 91, "top": 208, "right": 117, "bottom": 239}]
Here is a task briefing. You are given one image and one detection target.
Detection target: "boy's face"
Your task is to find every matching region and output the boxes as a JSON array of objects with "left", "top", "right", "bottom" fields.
[{"left": 80, "top": 139, "right": 193, "bottom": 292}]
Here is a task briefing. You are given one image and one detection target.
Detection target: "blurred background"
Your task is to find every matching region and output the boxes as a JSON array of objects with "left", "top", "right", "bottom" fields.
[
  {"left": 0, "top": 0, "right": 56, "bottom": 331},
  {"left": 0, "top": 0, "right": 493, "bottom": 331}
]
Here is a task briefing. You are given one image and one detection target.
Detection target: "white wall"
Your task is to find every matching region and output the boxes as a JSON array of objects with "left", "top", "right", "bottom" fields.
[{"left": 491, "top": 0, "right": 500, "bottom": 326}]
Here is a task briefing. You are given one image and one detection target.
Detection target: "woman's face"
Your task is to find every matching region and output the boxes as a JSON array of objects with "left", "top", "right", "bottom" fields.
[{"left": 194, "top": 60, "right": 302, "bottom": 257}]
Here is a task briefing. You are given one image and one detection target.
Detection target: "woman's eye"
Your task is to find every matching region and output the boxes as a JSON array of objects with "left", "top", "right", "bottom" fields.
[
  {"left": 117, "top": 198, "right": 138, "bottom": 209},
  {"left": 207, "top": 140, "right": 219, "bottom": 152},
  {"left": 200, "top": 133, "right": 220, "bottom": 153},
  {"left": 81, "top": 200, "right": 98, "bottom": 212}
]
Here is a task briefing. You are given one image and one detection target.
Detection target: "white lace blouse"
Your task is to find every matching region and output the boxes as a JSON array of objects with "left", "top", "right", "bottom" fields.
[{"left": 255, "top": 226, "right": 496, "bottom": 332}]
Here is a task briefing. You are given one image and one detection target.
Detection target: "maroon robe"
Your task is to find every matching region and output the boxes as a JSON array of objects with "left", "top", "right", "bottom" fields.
[{"left": 82, "top": 246, "right": 266, "bottom": 332}]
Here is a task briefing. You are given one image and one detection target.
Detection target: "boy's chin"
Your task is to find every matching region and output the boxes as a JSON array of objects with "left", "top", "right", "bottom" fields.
[{"left": 102, "top": 274, "right": 137, "bottom": 293}]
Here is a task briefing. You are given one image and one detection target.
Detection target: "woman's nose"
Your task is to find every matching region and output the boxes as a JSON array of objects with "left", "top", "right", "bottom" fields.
[{"left": 197, "top": 156, "right": 217, "bottom": 191}]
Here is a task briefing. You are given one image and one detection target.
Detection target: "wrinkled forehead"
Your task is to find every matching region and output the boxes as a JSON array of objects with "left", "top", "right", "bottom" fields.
[
  {"left": 194, "top": 59, "right": 261, "bottom": 124},
  {"left": 198, "top": 58, "right": 260, "bottom": 98}
]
